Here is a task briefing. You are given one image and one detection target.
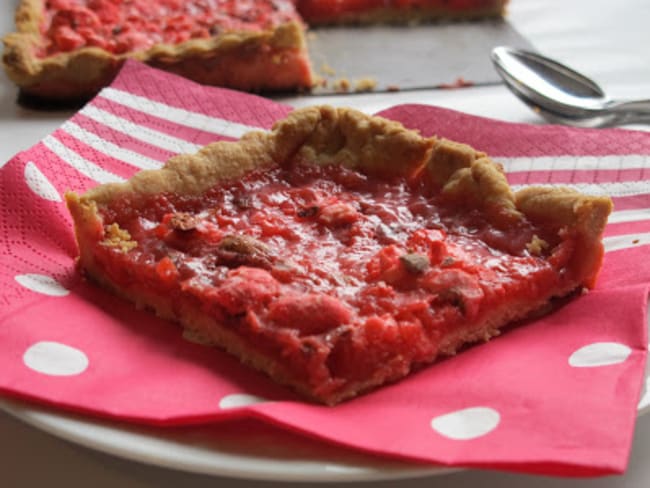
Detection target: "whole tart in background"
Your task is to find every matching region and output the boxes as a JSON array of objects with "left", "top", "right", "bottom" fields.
[
  {"left": 2, "top": 0, "right": 314, "bottom": 100},
  {"left": 2, "top": 0, "right": 510, "bottom": 101}
]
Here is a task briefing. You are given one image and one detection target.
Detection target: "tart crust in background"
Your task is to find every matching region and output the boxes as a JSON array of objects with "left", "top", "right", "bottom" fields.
[{"left": 2, "top": 0, "right": 313, "bottom": 100}]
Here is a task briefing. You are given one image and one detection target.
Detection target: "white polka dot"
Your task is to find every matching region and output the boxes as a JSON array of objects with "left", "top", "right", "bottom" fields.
[
  {"left": 24, "top": 161, "right": 61, "bottom": 202},
  {"left": 23, "top": 341, "right": 89, "bottom": 376},
  {"left": 15, "top": 274, "right": 70, "bottom": 297},
  {"left": 219, "top": 393, "right": 267, "bottom": 409},
  {"left": 568, "top": 342, "right": 632, "bottom": 368},
  {"left": 431, "top": 406, "right": 501, "bottom": 440}
]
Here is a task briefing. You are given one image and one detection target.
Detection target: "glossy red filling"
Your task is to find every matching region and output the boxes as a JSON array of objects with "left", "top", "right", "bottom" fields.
[
  {"left": 93, "top": 163, "right": 573, "bottom": 393},
  {"left": 40, "top": 0, "right": 301, "bottom": 57}
]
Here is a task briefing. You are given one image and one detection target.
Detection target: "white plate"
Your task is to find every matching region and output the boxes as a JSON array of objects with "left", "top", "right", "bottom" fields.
[{"left": 0, "top": 396, "right": 454, "bottom": 482}]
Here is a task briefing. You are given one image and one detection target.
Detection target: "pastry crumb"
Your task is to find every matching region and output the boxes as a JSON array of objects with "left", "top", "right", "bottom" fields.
[
  {"left": 526, "top": 235, "right": 549, "bottom": 255},
  {"left": 354, "top": 77, "right": 377, "bottom": 92},
  {"left": 437, "top": 77, "right": 474, "bottom": 89},
  {"left": 320, "top": 62, "right": 336, "bottom": 76},
  {"left": 102, "top": 223, "right": 138, "bottom": 252},
  {"left": 333, "top": 78, "right": 351, "bottom": 92}
]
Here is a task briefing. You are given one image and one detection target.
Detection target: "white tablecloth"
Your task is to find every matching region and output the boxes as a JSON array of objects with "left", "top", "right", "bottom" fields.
[{"left": 2, "top": 0, "right": 649, "bottom": 486}]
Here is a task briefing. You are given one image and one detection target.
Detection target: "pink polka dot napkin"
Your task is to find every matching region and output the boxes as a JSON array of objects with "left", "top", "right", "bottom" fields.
[{"left": 0, "top": 60, "right": 648, "bottom": 476}]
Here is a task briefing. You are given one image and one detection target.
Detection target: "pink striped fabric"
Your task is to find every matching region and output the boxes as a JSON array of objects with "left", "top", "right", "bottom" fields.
[{"left": 0, "top": 60, "right": 647, "bottom": 476}]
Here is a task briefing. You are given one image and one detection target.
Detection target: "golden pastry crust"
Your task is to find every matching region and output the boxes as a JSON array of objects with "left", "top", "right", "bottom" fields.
[
  {"left": 2, "top": 0, "right": 313, "bottom": 99},
  {"left": 426, "top": 137, "right": 613, "bottom": 288},
  {"left": 66, "top": 106, "right": 613, "bottom": 404},
  {"left": 73, "top": 106, "right": 434, "bottom": 204}
]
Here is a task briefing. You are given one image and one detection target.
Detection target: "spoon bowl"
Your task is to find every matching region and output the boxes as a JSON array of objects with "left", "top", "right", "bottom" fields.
[{"left": 491, "top": 46, "right": 650, "bottom": 127}]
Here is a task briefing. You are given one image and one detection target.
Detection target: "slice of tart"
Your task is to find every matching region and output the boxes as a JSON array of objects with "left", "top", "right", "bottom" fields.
[
  {"left": 297, "top": 0, "right": 510, "bottom": 25},
  {"left": 2, "top": 0, "right": 314, "bottom": 100},
  {"left": 65, "top": 106, "right": 612, "bottom": 405}
]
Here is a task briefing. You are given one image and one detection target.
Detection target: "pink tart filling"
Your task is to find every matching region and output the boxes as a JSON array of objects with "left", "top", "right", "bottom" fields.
[{"left": 40, "top": 0, "right": 302, "bottom": 57}]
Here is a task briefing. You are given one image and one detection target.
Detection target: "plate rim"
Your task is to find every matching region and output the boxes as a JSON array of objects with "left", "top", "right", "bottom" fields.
[{"left": 0, "top": 396, "right": 456, "bottom": 482}]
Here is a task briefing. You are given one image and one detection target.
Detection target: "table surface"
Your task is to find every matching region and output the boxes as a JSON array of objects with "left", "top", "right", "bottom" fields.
[{"left": 2, "top": 0, "right": 650, "bottom": 486}]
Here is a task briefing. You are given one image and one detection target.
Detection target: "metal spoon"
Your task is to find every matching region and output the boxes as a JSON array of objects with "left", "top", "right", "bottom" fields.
[{"left": 490, "top": 46, "right": 650, "bottom": 128}]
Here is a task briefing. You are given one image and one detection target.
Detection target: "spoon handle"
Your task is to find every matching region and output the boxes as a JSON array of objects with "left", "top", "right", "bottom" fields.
[{"left": 610, "top": 99, "right": 650, "bottom": 115}]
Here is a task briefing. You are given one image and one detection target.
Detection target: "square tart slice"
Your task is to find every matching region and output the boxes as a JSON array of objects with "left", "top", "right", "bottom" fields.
[
  {"left": 2, "top": 0, "right": 313, "bottom": 100},
  {"left": 66, "top": 106, "right": 613, "bottom": 405},
  {"left": 298, "top": 0, "right": 510, "bottom": 24}
]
